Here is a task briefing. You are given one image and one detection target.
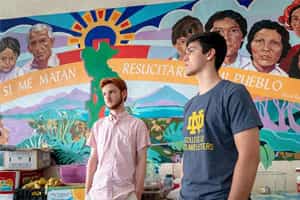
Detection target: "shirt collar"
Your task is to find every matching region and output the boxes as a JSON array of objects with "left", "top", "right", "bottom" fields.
[{"left": 108, "top": 111, "right": 129, "bottom": 122}]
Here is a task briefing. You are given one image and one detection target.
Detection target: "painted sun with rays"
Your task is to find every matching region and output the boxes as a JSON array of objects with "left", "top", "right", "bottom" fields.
[{"left": 68, "top": 9, "right": 135, "bottom": 48}]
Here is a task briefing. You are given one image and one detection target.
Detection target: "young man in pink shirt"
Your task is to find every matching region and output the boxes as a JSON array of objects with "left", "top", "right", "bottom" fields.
[{"left": 85, "top": 77, "right": 150, "bottom": 200}]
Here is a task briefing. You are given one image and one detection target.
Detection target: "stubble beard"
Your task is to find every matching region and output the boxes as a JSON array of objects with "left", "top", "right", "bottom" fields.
[{"left": 107, "top": 97, "right": 124, "bottom": 110}]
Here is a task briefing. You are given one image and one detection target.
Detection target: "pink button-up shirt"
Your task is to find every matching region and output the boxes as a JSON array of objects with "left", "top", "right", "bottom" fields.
[{"left": 87, "top": 111, "right": 150, "bottom": 200}]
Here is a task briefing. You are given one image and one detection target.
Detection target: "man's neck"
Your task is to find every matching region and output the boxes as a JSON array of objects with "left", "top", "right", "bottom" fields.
[
  {"left": 110, "top": 106, "right": 126, "bottom": 116},
  {"left": 32, "top": 60, "right": 48, "bottom": 69},
  {"left": 196, "top": 65, "right": 222, "bottom": 95},
  {"left": 253, "top": 63, "right": 275, "bottom": 73},
  {"left": 223, "top": 53, "right": 238, "bottom": 65}
]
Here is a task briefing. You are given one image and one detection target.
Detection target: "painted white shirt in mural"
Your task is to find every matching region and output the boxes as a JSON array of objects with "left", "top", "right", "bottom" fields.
[
  {"left": 0, "top": 66, "right": 25, "bottom": 83},
  {"left": 241, "top": 62, "right": 288, "bottom": 77},
  {"left": 22, "top": 54, "right": 60, "bottom": 74},
  {"left": 222, "top": 53, "right": 251, "bottom": 69}
]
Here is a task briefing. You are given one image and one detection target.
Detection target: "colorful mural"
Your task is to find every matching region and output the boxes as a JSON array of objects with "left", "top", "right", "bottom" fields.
[{"left": 0, "top": 0, "right": 299, "bottom": 168}]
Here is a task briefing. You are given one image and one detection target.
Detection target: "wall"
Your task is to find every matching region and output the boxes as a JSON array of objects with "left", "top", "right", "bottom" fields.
[
  {"left": 0, "top": 0, "right": 178, "bottom": 19},
  {"left": 0, "top": 0, "right": 300, "bottom": 194}
]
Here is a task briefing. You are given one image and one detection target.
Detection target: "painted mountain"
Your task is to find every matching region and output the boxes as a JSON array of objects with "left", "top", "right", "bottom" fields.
[
  {"left": 134, "top": 85, "right": 188, "bottom": 108},
  {"left": 129, "top": 86, "right": 188, "bottom": 118},
  {"left": 1, "top": 88, "right": 90, "bottom": 145},
  {"left": 2, "top": 88, "right": 89, "bottom": 120}
]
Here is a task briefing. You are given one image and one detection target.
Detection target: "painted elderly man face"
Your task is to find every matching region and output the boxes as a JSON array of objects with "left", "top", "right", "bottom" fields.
[{"left": 28, "top": 29, "right": 54, "bottom": 65}]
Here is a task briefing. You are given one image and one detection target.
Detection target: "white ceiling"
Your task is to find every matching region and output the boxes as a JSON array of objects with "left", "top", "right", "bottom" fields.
[{"left": 1, "top": 0, "right": 186, "bottom": 19}]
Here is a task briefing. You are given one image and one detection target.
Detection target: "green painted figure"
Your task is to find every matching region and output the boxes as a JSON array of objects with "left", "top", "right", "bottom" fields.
[{"left": 81, "top": 42, "right": 119, "bottom": 127}]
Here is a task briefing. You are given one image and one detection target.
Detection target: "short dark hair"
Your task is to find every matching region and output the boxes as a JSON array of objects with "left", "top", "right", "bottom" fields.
[
  {"left": 187, "top": 32, "right": 227, "bottom": 71},
  {"left": 246, "top": 20, "right": 291, "bottom": 62},
  {"left": 100, "top": 77, "right": 127, "bottom": 101},
  {"left": 288, "top": 48, "right": 300, "bottom": 78},
  {"left": 171, "top": 15, "right": 203, "bottom": 45},
  {"left": 205, "top": 10, "right": 247, "bottom": 38},
  {"left": 0, "top": 37, "right": 20, "bottom": 57}
]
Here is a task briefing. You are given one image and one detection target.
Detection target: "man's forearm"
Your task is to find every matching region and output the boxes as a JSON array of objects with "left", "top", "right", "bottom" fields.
[
  {"left": 227, "top": 155, "right": 259, "bottom": 200},
  {"left": 135, "top": 148, "right": 147, "bottom": 200},
  {"left": 85, "top": 158, "right": 97, "bottom": 194}
]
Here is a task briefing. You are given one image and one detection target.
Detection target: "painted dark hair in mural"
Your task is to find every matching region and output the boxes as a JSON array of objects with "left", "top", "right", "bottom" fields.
[
  {"left": 187, "top": 32, "right": 227, "bottom": 71},
  {"left": 246, "top": 20, "right": 291, "bottom": 62},
  {"left": 100, "top": 77, "right": 127, "bottom": 101},
  {"left": 205, "top": 10, "right": 248, "bottom": 38},
  {"left": 288, "top": 48, "right": 300, "bottom": 79},
  {"left": 171, "top": 15, "right": 203, "bottom": 45},
  {"left": 0, "top": 37, "right": 20, "bottom": 57}
]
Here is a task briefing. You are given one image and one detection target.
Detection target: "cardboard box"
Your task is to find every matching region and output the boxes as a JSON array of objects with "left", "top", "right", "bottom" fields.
[
  {"left": 0, "top": 170, "right": 42, "bottom": 194},
  {"left": 47, "top": 185, "right": 84, "bottom": 200},
  {"left": 0, "top": 149, "right": 51, "bottom": 170}
]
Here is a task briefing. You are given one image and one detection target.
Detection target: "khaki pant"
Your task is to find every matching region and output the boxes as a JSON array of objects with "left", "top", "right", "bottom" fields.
[{"left": 87, "top": 191, "right": 137, "bottom": 200}]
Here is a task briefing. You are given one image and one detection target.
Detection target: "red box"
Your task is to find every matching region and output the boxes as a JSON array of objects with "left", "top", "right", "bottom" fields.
[{"left": 0, "top": 170, "right": 42, "bottom": 194}]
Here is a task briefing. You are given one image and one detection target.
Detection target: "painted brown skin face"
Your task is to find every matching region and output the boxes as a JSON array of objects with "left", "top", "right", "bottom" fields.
[
  {"left": 250, "top": 29, "right": 283, "bottom": 72},
  {"left": 291, "top": 7, "right": 300, "bottom": 37},
  {"left": 28, "top": 29, "right": 54, "bottom": 68},
  {"left": 210, "top": 17, "right": 244, "bottom": 65},
  {"left": 0, "top": 48, "right": 18, "bottom": 73},
  {"left": 174, "top": 36, "right": 190, "bottom": 61}
]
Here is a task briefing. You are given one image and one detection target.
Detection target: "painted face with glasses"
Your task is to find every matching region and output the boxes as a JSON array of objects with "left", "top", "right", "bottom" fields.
[{"left": 0, "top": 49, "right": 18, "bottom": 73}]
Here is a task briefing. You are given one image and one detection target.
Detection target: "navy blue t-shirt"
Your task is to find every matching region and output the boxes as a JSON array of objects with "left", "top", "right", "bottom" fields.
[{"left": 180, "top": 80, "right": 262, "bottom": 200}]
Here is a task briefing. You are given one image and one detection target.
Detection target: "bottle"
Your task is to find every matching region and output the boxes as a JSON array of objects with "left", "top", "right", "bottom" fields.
[
  {"left": 296, "top": 168, "right": 300, "bottom": 192},
  {"left": 163, "top": 174, "right": 174, "bottom": 191}
]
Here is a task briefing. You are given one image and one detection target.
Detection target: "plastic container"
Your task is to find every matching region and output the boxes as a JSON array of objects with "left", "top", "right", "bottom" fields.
[
  {"left": 163, "top": 174, "right": 174, "bottom": 191},
  {"left": 59, "top": 164, "right": 86, "bottom": 184},
  {"left": 253, "top": 171, "right": 287, "bottom": 194}
]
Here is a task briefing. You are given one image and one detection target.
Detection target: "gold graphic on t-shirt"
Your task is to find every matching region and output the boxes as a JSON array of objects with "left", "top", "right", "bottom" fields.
[{"left": 187, "top": 109, "right": 204, "bottom": 135}]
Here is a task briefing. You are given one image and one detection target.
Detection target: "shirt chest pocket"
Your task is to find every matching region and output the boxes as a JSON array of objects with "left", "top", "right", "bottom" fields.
[
  {"left": 115, "top": 126, "right": 135, "bottom": 152},
  {"left": 116, "top": 127, "right": 130, "bottom": 144}
]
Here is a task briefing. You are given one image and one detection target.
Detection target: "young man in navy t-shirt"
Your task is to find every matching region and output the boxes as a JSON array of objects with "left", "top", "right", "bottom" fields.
[{"left": 180, "top": 32, "right": 262, "bottom": 200}]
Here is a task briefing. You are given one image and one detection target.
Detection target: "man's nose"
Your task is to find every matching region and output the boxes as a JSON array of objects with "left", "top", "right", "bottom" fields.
[
  {"left": 183, "top": 53, "right": 189, "bottom": 62},
  {"left": 223, "top": 31, "right": 231, "bottom": 42},
  {"left": 4, "top": 60, "right": 10, "bottom": 65},
  {"left": 262, "top": 42, "right": 272, "bottom": 51},
  {"left": 35, "top": 42, "right": 45, "bottom": 51}
]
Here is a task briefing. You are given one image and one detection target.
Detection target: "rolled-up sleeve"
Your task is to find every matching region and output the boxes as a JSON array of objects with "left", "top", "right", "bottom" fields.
[
  {"left": 86, "top": 123, "right": 98, "bottom": 148},
  {"left": 136, "top": 120, "right": 151, "bottom": 151}
]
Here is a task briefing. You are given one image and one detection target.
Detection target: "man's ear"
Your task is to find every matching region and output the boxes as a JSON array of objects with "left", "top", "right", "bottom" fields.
[
  {"left": 122, "top": 90, "right": 127, "bottom": 101},
  {"left": 27, "top": 45, "right": 32, "bottom": 54},
  {"left": 50, "top": 37, "right": 55, "bottom": 47},
  {"left": 206, "top": 48, "right": 216, "bottom": 61}
]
